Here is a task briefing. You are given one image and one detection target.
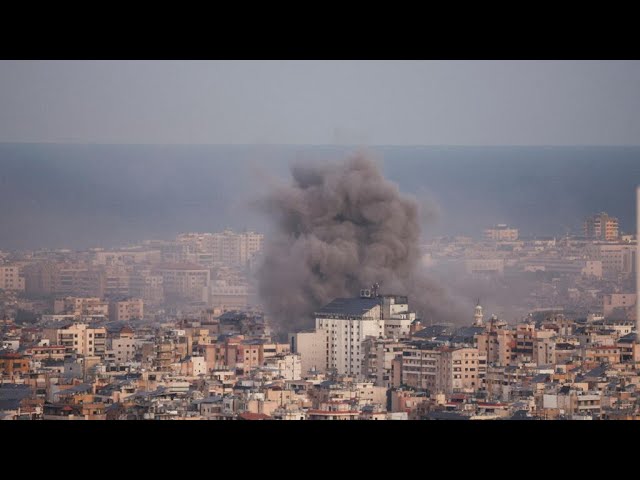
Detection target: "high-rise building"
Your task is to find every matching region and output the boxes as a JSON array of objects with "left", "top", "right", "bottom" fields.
[
  {"left": 176, "top": 230, "right": 263, "bottom": 267},
  {"left": 291, "top": 290, "right": 415, "bottom": 376},
  {"left": 56, "top": 267, "right": 106, "bottom": 297},
  {"left": 155, "top": 263, "right": 210, "bottom": 302},
  {"left": 400, "top": 343, "right": 486, "bottom": 394},
  {"left": 584, "top": 212, "right": 619, "bottom": 241},
  {"left": 23, "top": 261, "right": 60, "bottom": 295}
]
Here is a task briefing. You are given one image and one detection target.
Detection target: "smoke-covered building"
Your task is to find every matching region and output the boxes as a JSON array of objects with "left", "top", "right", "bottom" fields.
[{"left": 290, "top": 288, "right": 416, "bottom": 377}]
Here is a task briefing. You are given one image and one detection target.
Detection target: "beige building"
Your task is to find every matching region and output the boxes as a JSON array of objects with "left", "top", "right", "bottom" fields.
[
  {"left": 587, "top": 243, "right": 636, "bottom": 278},
  {"left": 401, "top": 344, "right": 486, "bottom": 394},
  {"left": 209, "top": 282, "right": 252, "bottom": 310},
  {"left": 534, "top": 332, "right": 556, "bottom": 366},
  {"left": 109, "top": 298, "right": 144, "bottom": 321},
  {"left": 401, "top": 344, "right": 440, "bottom": 391},
  {"left": 108, "top": 325, "right": 137, "bottom": 363},
  {"left": 23, "top": 261, "right": 60, "bottom": 295},
  {"left": 44, "top": 323, "right": 107, "bottom": 357},
  {"left": 57, "top": 267, "right": 106, "bottom": 297},
  {"left": 54, "top": 297, "right": 108, "bottom": 316},
  {"left": 130, "top": 268, "right": 164, "bottom": 305},
  {"left": 0, "top": 264, "right": 25, "bottom": 291},
  {"left": 176, "top": 230, "right": 263, "bottom": 267},
  {"left": 476, "top": 317, "right": 514, "bottom": 366},
  {"left": 104, "top": 266, "right": 131, "bottom": 298},
  {"left": 290, "top": 330, "right": 327, "bottom": 375},
  {"left": 363, "top": 338, "right": 407, "bottom": 388},
  {"left": 603, "top": 293, "right": 636, "bottom": 317},
  {"left": 439, "top": 347, "right": 485, "bottom": 394},
  {"left": 156, "top": 263, "right": 210, "bottom": 302}
]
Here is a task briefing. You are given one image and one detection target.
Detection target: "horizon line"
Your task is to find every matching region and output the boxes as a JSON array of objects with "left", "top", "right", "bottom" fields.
[{"left": 2, "top": 142, "right": 640, "bottom": 148}]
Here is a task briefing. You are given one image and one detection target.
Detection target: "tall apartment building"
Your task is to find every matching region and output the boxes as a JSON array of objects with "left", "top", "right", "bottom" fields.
[
  {"left": 155, "top": 263, "right": 210, "bottom": 302},
  {"left": 23, "top": 262, "right": 60, "bottom": 295},
  {"left": 362, "top": 338, "right": 408, "bottom": 388},
  {"left": 483, "top": 224, "right": 519, "bottom": 241},
  {"left": 290, "top": 290, "right": 415, "bottom": 376},
  {"left": 0, "top": 264, "right": 25, "bottom": 291},
  {"left": 476, "top": 316, "right": 514, "bottom": 366},
  {"left": 176, "top": 230, "right": 263, "bottom": 267},
  {"left": 584, "top": 212, "right": 619, "bottom": 241},
  {"left": 57, "top": 267, "right": 106, "bottom": 297},
  {"left": 104, "top": 266, "right": 131, "bottom": 298},
  {"left": 107, "top": 325, "right": 137, "bottom": 364},
  {"left": 130, "top": 268, "right": 164, "bottom": 305},
  {"left": 439, "top": 347, "right": 485, "bottom": 394},
  {"left": 401, "top": 343, "right": 441, "bottom": 391},
  {"left": 401, "top": 344, "right": 486, "bottom": 394}
]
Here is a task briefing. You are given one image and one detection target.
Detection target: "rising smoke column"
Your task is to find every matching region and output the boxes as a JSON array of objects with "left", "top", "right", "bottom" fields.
[{"left": 257, "top": 152, "right": 464, "bottom": 334}]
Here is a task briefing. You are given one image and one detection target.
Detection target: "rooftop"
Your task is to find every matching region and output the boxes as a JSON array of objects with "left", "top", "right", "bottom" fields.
[{"left": 315, "top": 297, "right": 381, "bottom": 319}]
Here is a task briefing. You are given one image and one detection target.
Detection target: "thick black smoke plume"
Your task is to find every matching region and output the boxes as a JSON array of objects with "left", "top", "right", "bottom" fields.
[{"left": 257, "top": 152, "right": 466, "bottom": 334}]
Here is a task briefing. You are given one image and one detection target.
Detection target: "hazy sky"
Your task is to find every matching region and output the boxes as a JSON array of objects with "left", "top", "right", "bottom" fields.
[{"left": 1, "top": 60, "right": 639, "bottom": 145}]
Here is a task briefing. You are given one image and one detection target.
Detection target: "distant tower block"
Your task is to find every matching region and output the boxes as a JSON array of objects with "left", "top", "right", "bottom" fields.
[{"left": 474, "top": 300, "right": 484, "bottom": 326}]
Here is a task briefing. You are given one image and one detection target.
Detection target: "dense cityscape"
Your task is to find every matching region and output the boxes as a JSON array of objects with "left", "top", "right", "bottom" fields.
[
  {"left": 2, "top": 59, "right": 639, "bottom": 423},
  {"left": 1, "top": 208, "right": 638, "bottom": 420}
]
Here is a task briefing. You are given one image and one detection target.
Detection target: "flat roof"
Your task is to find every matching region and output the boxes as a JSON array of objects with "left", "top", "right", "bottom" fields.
[{"left": 315, "top": 297, "right": 381, "bottom": 318}]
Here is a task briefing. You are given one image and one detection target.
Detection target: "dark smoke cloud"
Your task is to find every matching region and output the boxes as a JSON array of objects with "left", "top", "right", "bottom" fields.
[{"left": 256, "top": 151, "right": 468, "bottom": 334}]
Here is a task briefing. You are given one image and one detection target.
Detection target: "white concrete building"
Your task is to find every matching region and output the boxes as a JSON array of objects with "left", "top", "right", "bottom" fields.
[{"left": 291, "top": 291, "right": 416, "bottom": 377}]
